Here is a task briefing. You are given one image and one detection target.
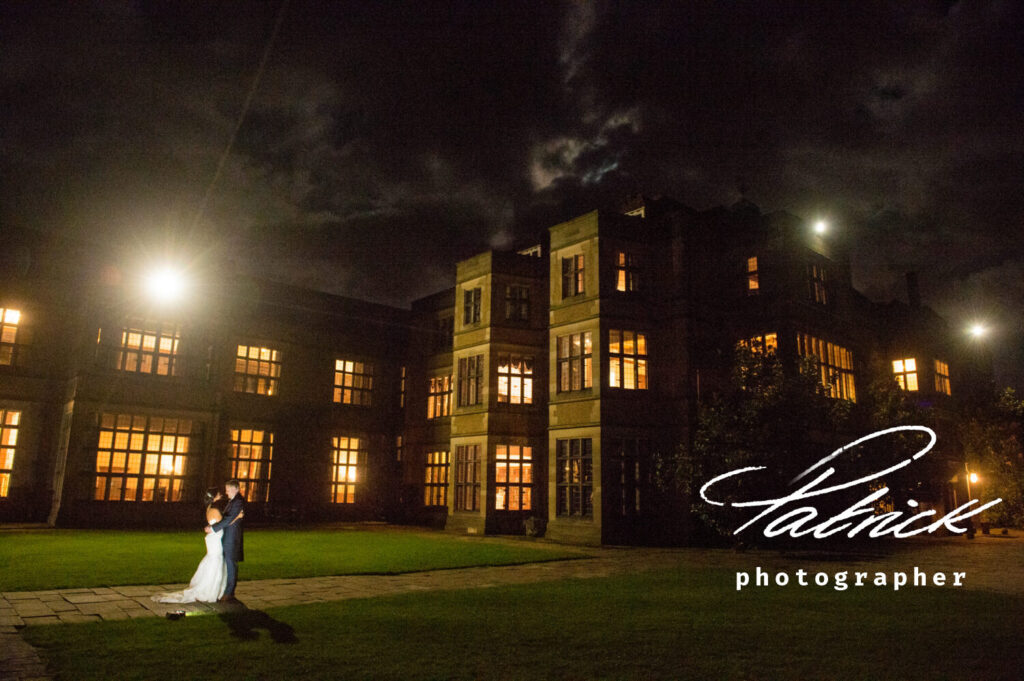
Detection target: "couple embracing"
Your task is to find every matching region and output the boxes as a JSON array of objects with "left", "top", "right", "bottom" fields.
[{"left": 154, "top": 479, "right": 245, "bottom": 604}]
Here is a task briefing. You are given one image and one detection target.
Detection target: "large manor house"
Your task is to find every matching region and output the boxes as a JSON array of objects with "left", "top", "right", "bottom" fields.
[{"left": 0, "top": 196, "right": 969, "bottom": 544}]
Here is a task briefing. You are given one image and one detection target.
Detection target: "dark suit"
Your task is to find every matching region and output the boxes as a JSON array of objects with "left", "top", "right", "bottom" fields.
[{"left": 210, "top": 494, "right": 245, "bottom": 597}]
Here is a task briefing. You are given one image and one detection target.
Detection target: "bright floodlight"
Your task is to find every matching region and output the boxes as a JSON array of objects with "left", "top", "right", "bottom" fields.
[
  {"left": 813, "top": 220, "right": 828, "bottom": 234},
  {"left": 969, "top": 473, "right": 979, "bottom": 484},
  {"left": 968, "top": 323, "right": 987, "bottom": 338},
  {"left": 144, "top": 266, "right": 187, "bottom": 305}
]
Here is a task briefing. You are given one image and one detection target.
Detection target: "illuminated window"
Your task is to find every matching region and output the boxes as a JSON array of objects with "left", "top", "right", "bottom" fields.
[
  {"left": 616, "top": 252, "right": 640, "bottom": 292},
  {"left": 557, "top": 331, "right": 592, "bottom": 392},
  {"left": 739, "top": 333, "right": 778, "bottom": 354},
  {"left": 116, "top": 320, "right": 180, "bottom": 376},
  {"left": 428, "top": 375, "right": 452, "bottom": 418},
  {"left": 463, "top": 288, "right": 481, "bottom": 325},
  {"left": 234, "top": 345, "right": 281, "bottom": 396},
  {"left": 504, "top": 285, "right": 530, "bottom": 322},
  {"left": 608, "top": 438, "right": 646, "bottom": 518},
  {"left": 331, "top": 436, "right": 367, "bottom": 504},
  {"left": 454, "top": 444, "right": 480, "bottom": 511},
  {"left": 94, "top": 414, "right": 192, "bottom": 502},
  {"left": 556, "top": 438, "right": 592, "bottom": 518},
  {"left": 0, "top": 307, "right": 21, "bottom": 366},
  {"left": 228, "top": 428, "right": 273, "bottom": 502},
  {"left": 892, "top": 358, "right": 918, "bottom": 392},
  {"left": 0, "top": 409, "right": 20, "bottom": 498},
  {"left": 934, "top": 360, "right": 951, "bottom": 395},
  {"left": 746, "top": 257, "right": 759, "bottom": 295},
  {"left": 399, "top": 366, "right": 406, "bottom": 408},
  {"left": 424, "top": 450, "right": 449, "bottom": 506},
  {"left": 497, "top": 354, "right": 533, "bottom": 404},
  {"left": 495, "top": 445, "right": 532, "bottom": 511},
  {"left": 609, "top": 330, "right": 648, "bottom": 390},
  {"left": 457, "top": 355, "right": 483, "bottom": 407},
  {"left": 561, "top": 254, "right": 585, "bottom": 298},
  {"left": 333, "top": 360, "right": 374, "bottom": 406},
  {"left": 797, "top": 333, "right": 856, "bottom": 401},
  {"left": 809, "top": 263, "right": 828, "bottom": 304}
]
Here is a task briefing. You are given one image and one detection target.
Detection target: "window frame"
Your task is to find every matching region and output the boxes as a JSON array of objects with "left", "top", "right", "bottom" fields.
[
  {"left": 0, "top": 408, "right": 21, "bottom": 498},
  {"left": 333, "top": 359, "right": 374, "bottom": 406},
  {"left": 496, "top": 353, "right": 534, "bottom": 405},
  {"left": 427, "top": 374, "right": 453, "bottom": 418},
  {"left": 746, "top": 256, "right": 760, "bottom": 295},
  {"left": 228, "top": 427, "right": 273, "bottom": 503},
  {"left": 454, "top": 444, "right": 481, "bottom": 512},
  {"left": 797, "top": 333, "right": 856, "bottom": 401},
  {"left": 424, "top": 450, "right": 449, "bottom": 506},
  {"left": 607, "top": 437, "right": 647, "bottom": 519},
  {"left": 739, "top": 332, "right": 778, "bottom": 355},
  {"left": 93, "top": 413, "right": 193, "bottom": 502},
  {"left": 494, "top": 444, "right": 533, "bottom": 511},
  {"left": 608, "top": 330, "right": 648, "bottom": 391},
  {"left": 330, "top": 436, "right": 367, "bottom": 504},
  {"left": 115, "top": 319, "right": 181, "bottom": 377},
  {"left": 504, "top": 284, "right": 530, "bottom": 322},
  {"left": 892, "top": 358, "right": 919, "bottom": 392},
  {"left": 561, "top": 254, "right": 585, "bottom": 298},
  {"left": 556, "top": 438, "right": 593, "bottom": 518},
  {"left": 934, "top": 359, "right": 951, "bottom": 395},
  {"left": 457, "top": 355, "right": 484, "bottom": 407},
  {"left": 615, "top": 251, "right": 640, "bottom": 293},
  {"left": 0, "top": 307, "right": 22, "bottom": 367},
  {"left": 463, "top": 288, "right": 482, "bottom": 325},
  {"left": 808, "top": 262, "right": 828, "bottom": 305},
  {"left": 557, "top": 331, "right": 593, "bottom": 393},
  {"left": 234, "top": 344, "right": 282, "bottom": 396}
]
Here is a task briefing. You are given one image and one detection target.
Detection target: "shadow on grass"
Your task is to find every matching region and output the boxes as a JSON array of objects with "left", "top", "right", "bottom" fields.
[{"left": 219, "top": 606, "right": 298, "bottom": 644}]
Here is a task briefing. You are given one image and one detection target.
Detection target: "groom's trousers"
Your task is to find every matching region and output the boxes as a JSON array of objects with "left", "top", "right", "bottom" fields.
[{"left": 224, "top": 554, "right": 238, "bottom": 596}]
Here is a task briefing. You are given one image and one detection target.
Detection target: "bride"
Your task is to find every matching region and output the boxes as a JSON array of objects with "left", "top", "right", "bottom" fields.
[{"left": 153, "top": 488, "right": 241, "bottom": 604}]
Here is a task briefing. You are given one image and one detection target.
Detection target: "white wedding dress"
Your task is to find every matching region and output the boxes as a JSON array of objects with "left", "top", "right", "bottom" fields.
[{"left": 153, "top": 529, "right": 228, "bottom": 604}]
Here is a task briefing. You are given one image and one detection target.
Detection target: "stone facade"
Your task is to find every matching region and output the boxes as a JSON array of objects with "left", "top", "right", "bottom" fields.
[{"left": 0, "top": 198, "right": 968, "bottom": 543}]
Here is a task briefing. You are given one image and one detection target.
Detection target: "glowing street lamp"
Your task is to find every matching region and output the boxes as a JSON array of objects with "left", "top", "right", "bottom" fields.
[
  {"left": 143, "top": 266, "right": 187, "bottom": 305},
  {"left": 968, "top": 323, "right": 987, "bottom": 339},
  {"left": 965, "top": 463, "right": 980, "bottom": 499},
  {"left": 813, "top": 220, "right": 828, "bottom": 235}
]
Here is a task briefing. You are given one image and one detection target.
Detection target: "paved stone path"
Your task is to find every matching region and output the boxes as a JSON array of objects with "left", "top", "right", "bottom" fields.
[
  {"left": 2, "top": 532, "right": 1021, "bottom": 680},
  {"left": 1, "top": 549, "right": 686, "bottom": 628},
  {"left": 0, "top": 548, "right": 683, "bottom": 680}
]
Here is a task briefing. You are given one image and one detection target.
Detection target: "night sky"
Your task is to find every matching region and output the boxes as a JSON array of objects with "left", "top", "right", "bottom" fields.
[{"left": 2, "top": 1, "right": 1022, "bottom": 388}]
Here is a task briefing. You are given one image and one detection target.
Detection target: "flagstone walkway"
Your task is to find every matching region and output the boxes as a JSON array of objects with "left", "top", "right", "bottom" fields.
[
  {"left": 1, "top": 549, "right": 686, "bottom": 629},
  {"left": 0, "top": 548, "right": 680, "bottom": 680}
]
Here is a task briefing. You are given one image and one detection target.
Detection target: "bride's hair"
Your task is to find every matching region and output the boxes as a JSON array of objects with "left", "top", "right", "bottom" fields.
[{"left": 203, "top": 487, "right": 220, "bottom": 506}]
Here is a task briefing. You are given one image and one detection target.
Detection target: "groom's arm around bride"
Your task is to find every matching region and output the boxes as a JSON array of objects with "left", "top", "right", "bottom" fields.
[{"left": 205, "top": 479, "right": 245, "bottom": 600}]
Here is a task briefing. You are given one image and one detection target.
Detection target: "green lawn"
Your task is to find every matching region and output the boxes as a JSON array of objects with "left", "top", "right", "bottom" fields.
[
  {"left": 24, "top": 566, "right": 1024, "bottom": 681},
  {"left": 0, "top": 528, "right": 582, "bottom": 591}
]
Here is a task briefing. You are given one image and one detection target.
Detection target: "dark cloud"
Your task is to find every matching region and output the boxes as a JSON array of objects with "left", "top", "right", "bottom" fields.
[{"left": 2, "top": 0, "right": 1022, "bottom": 387}]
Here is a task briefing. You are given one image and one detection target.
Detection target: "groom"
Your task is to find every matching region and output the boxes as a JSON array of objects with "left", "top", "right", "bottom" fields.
[{"left": 206, "top": 479, "right": 245, "bottom": 602}]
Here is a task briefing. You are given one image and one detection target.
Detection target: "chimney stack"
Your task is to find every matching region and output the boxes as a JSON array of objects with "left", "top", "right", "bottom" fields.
[{"left": 906, "top": 272, "right": 920, "bottom": 308}]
